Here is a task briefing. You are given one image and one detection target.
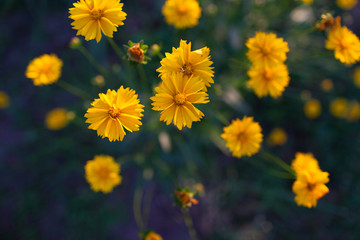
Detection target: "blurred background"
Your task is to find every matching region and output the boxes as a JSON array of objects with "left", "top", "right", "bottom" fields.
[{"left": 1, "top": 0, "right": 360, "bottom": 239}]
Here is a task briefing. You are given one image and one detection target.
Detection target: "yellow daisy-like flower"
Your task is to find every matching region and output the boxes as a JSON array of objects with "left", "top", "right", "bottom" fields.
[
  {"left": 353, "top": 66, "right": 360, "bottom": 88},
  {"left": 162, "top": 0, "right": 201, "bottom": 29},
  {"left": 69, "top": 0, "right": 127, "bottom": 43},
  {"left": 246, "top": 32, "right": 289, "bottom": 67},
  {"left": 221, "top": 116, "right": 263, "bottom": 158},
  {"left": 325, "top": 26, "right": 360, "bottom": 64},
  {"left": 85, "top": 155, "right": 122, "bottom": 193},
  {"left": 267, "top": 127, "right": 287, "bottom": 146},
  {"left": 0, "top": 91, "right": 10, "bottom": 109},
  {"left": 291, "top": 152, "right": 320, "bottom": 174},
  {"left": 329, "top": 97, "right": 348, "bottom": 118},
  {"left": 150, "top": 73, "right": 209, "bottom": 130},
  {"left": 25, "top": 54, "right": 63, "bottom": 86},
  {"left": 336, "top": 0, "right": 358, "bottom": 10},
  {"left": 85, "top": 86, "right": 144, "bottom": 142},
  {"left": 157, "top": 40, "right": 214, "bottom": 88},
  {"left": 145, "top": 232, "right": 163, "bottom": 240},
  {"left": 304, "top": 99, "right": 322, "bottom": 119},
  {"left": 45, "top": 108, "right": 72, "bottom": 130},
  {"left": 247, "top": 63, "right": 290, "bottom": 98}
]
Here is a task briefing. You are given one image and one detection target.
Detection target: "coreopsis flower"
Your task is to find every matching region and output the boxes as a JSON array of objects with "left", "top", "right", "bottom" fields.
[
  {"left": 316, "top": 14, "right": 341, "bottom": 32},
  {"left": 336, "top": 0, "right": 358, "bottom": 10},
  {"left": 150, "top": 73, "right": 209, "bottom": 130},
  {"left": 124, "top": 41, "right": 150, "bottom": 64},
  {"left": 320, "top": 79, "right": 333, "bottom": 92},
  {"left": 330, "top": 97, "right": 348, "bottom": 118},
  {"left": 353, "top": 66, "right": 360, "bottom": 88},
  {"left": 144, "top": 231, "right": 163, "bottom": 240},
  {"left": 157, "top": 40, "right": 214, "bottom": 88},
  {"left": 246, "top": 32, "right": 289, "bottom": 67},
  {"left": 162, "top": 0, "right": 201, "bottom": 29},
  {"left": 346, "top": 100, "right": 360, "bottom": 122},
  {"left": 69, "top": 0, "right": 127, "bottom": 43},
  {"left": 0, "top": 91, "right": 10, "bottom": 109},
  {"left": 291, "top": 153, "right": 329, "bottom": 208},
  {"left": 221, "top": 116, "right": 263, "bottom": 158},
  {"left": 25, "top": 54, "right": 63, "bottom": 86},
  {"left": 304, "top": 99, "right": 322, "bottom": 119},
  {"left": 174, "top": 187, "right": 199, "bottom": 208},
  {"left": 45, "top": 108, "right": 73, "bottom": 130},
  {"left": 267, "top": 128, "right": 287, "bottom": 146},
  {"left": 85, "top": 87, "right": 144, "bottom": 141},
  {"left": 85, "top": 155, "right": 122, "bottom": 193},
  {"left": 325, "top": 25, "right": 360, "bottom": 64},
  {"left": 247, "top": 63, "right": 290, "bottom": 98}
]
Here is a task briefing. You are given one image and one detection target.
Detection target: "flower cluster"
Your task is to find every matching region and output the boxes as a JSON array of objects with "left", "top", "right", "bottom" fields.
[
  {"left": 291, "top": 153, "right": 330, "bottom": 208},
  {"left": 246, "top": 32, "right": 290, "bottom": 98}
]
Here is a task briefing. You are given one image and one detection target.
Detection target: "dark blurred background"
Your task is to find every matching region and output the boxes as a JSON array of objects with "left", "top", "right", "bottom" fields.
[{"left": 1, "top": 0, "right": 360, "bottom": 239}]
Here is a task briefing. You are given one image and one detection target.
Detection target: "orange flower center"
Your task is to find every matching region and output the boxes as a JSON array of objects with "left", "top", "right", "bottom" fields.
[
  {"left": 174, "top": 93, "right": 187, "bottom": 105},
  {"left": 307, "top": 182, "right": 316, "bottom": 191},
  {"left": 262, "top": 68, "right": 273, "bottom": 82},
  {"left": 180, "top": 63, "right": 193, "bottom": 76},
  {"left": 108, "top": 106, "right": 121, "bottom": 119},
  {"left": 260, "top": 46, "right": 272, "bottom": 57},
  {"left": 90, "top": 9, "right": 104, "bottom": 21},
  {"left": 96, "top": 166, "right": 110, "bottom": 180},
  {"left": 176, "top": 4, "right": 188, "bottom": 15},
  {"left": 236, "top": 131, "right": 248, "bottom": 143},
  {"left": 339, "top": 39, "right": 349, "bottom": 51}
]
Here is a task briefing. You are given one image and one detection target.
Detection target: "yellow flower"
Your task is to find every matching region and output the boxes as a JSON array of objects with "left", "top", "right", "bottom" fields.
[
  {"left": 0, "top": 91, "right": 10, "bottom": 109},
  {"left": 162, "top": 0, "right": 201, "bottom": 29},
  {"left": 267, "top": 128, "right": 287, "bottom": 146},
  {"left": 45, "top": 108, "right": 72, "bottom": 130},
  {"left": 302, "top": 0, "right": 313, "bottom": 4},
  {"left": 221, "top": 116, "right": 263, "bottom": 158},
  {"left": 25, "top": 54, "right": 63, "bottom": 86},
  {"left": 246, "top": 32, "right": 289, "bottom": 67},
  {"left": 150, "top": 73, "right": 209, "bottom": 130},
  {"left": 85, "top": 86, "right": 144, "bottom": 141},
  {"left": 157, "top": 40, "right": 214, "bottom": 88},
  {"left": 320, "top": 78, "right": 333, "bottom": 92},
  {"left": 291, "top": 152, "right": 320, "bottom": 174},
  {"left": 69, "top": 0, "right": 127, "bottom": 43},
  {"left": 347, "top": 100, "right": 360, "bottom": 122},
  {"left": 145, "top": 231, "right": 163, "bottom": 240},
  {"left": 329, "top": 97, "right": 348, "bottom": 118},
  {"left": 247, "top": 63, "right": 290, "bottom": 98},
  {"left": 85, "top": 155, "right": 122, "bottom": 193},
  {"left": 325, "top": 26, "right": 360, "bottom": 64},
  {"left": 336, "top": 0, "right": 358, "bottom": 10},
  {"left": 354, "top": 66, "right": 360, "bottom": 88},
  {"left": 304, "top": 99, "right": 322, "bottom": 119}
]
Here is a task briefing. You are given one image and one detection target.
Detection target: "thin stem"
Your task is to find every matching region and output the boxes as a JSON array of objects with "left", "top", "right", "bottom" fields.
[
  {"left": 78, "top": 45, "right": 111, "bottom": 80},
  {"left": 137, "top": 64, "right": 149, "bottom": 91},
  {"left": 133, "top": 187, "right": 144, "bottom": 231},
  {"left": 56, "top": 81, "right": 90, "bottom": 100},
  {"left": 107, "top": 37, "right": 125, "bottom": 60},
  {"left": 181, "top": 208, "right": 199, "bottom": 240},
  {"left": 143, "top": 184, "right": 155, "bottom": 229},
  {"left": 245, "top": 157, "right": 295, "bottom": 179},
  {"left": 259, "top": 151, "right": 295, "bottom": 176}
]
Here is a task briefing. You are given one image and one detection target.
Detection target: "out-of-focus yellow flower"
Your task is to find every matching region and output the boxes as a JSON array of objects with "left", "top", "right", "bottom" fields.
[
  {"left": 304, "top": 99, "right": 322, "bottom": 119},
  {"left": 320, "top": 79, "right": 333, "bottom": 92},
  {"left": 330, "top": 97, "right": 348, "bottom": 118},
  {"left": 267, "top": 128, "right": 287, "bottom": 146},
  {"left": 45, "top": 108, "right": 72, "bottom": 130},
  {"left": 85, "top": 155, "right": 122, "bottom": 193},
  {"left": 221, "top": 116, "right": 263, "bottom": 158},
  {"left": 353, "top": 67, "right": 360, "bottom": 88},
  {"left": 85, "top": 87, "right": 144, "bottom": 142},
  {"left": 69, "top": 0, "right": 127, "bottom": 43},
  {"left": 336, "top": 0, "right": 358, "bottom": 10},
  {"left": 302, "top": 0, "right": 313, "bottom": 4},
  {"left": 162, "top": 0, "right": 201, "bottom": 29},
  {"left": 326, "top": 26, "right": 360, "bottom": 65},
  {"left": 291, "top": 152, "right": 320, "bottom": 173},
  {"left": 0, "top": 91, "right": 10, "bottom": 109},
  {"left": 291, "top": 153, "right": 329, "bottom": 208},
  {"left": 246, "top": 32, "right": 289, "bottom": 67},
  {"left": 247, "top": 63, "right": 290, "bottom": 98},
  {"left": 347, "top": 100, "right": 360, "bottom": 122},
  {"left": 145, "top": 231, "right": 163, "bottom": 240},
  {"left": 157, "top": 40, "right": 214, "bottom": 88},
  {"left": 25, "top": 54, "right": 63, "bottom": 86},
  {"left": 151, "top": 73, "right": 209, "bottom": 130}
]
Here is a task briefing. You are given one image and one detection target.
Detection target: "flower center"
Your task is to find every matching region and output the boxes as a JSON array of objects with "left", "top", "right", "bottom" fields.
[
  {"left": 262, "top": 68, "right": 273, "bottom": 82},
  {"left": 339, "top": 40, "right": 349, "bottom": 51},
  {"left": 96, "top": 166, "right": 110, "bottom": 180},
  {"left": 108, "top": 106, "right": 121, "bottom": 119},
  {"left": 236, "top": 132, "right": 248, "bottom": 143},
  {"left": 174, "top": 93, "right": 187, "bottom": 105},
  {"left": 307, "top": 182, "right": 316, "bottom": 191},
  {"left": 180, "top": 64, "right": 193, "bottom": 76},
  {"left": 90, "top": 9, "right": 104, "bottom": 21},
  {"left": 260, "top": 46, "right": 272, "bottom": 57},
  {"left": 176, "top": 5, "right": 188, "bottom": 15}
]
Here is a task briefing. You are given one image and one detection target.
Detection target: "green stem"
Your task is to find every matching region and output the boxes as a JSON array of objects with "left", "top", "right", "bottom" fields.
[
  {"left": 157, "top": 52, "right": 165, "bottom": 59},
  {"left": 137, "top": 64, "right": 149, "bottom": 91},
  {"left": 181, "top": 208, "right": 199, "bottom": 240},
  {"left": 259, "top": 151, "right": 295, "bottom": 176},
  {"left": 107, "top": 37, "right": 125, "bottom": 60},
  {"left": 56, "top": 81, "right": 90, "bottom": 100},
  {"left": 143, "top": 184, "right": 155, "bottom": 229},
  {"left": 133, "top": 187, "right": 144, "bottom": 231},
  {"left": 245, "top": 157, "right": 295, "bottom": 179},
  {"left": 78, "top": 45, "right": 111, "bottom": 79}
]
